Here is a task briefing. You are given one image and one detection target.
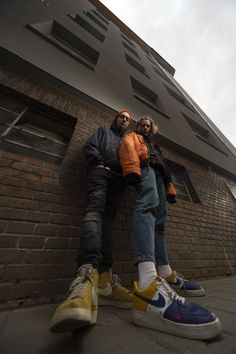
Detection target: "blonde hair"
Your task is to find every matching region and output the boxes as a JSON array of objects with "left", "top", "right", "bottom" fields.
[{"left": 136, "top": 116, "right": 158, "bottom": 135}]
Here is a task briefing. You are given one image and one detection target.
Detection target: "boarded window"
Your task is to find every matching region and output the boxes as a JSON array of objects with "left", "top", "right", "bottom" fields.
[
  {"left": 167, "top": 160, "right": 200, "bottom": 203},
  {"left": 0, "top": 93, "right": 76, "bottom": 164}
]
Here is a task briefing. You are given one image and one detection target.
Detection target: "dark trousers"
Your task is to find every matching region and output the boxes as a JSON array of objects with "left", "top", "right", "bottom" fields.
[{"left": 78, "top": 168, "right": 125, "bottom": 271}]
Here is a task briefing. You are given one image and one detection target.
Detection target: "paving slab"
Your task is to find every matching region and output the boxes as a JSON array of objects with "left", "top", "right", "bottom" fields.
[{"left": 0, "top": 276, "right": 236, "bottom": 354}]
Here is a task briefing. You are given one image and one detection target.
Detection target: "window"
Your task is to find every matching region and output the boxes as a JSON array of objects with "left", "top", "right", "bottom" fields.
[
  {"left": 167, "top": 161, "right": 200, "bottom": 203},
  {"left": 130, "top": 77, "right": 169, "bottom": 118},
  {"left": 91, "top": 10, "right": 109, "bottom": 25},
  {"left": 68, "top": 14, "right": 105, "bottom": 42},
  {"left": 28, "top": 21, "right": 99, "bottom": 69},
  {"left": 122, "top": 41, "right": 140, "bottom": 58},
  {"left": 0, "top": 92, "right": 76, "bottom": 164},
  {"left": 146, "top": 54, "right": 157, "bottom": 66},
  {"left": 184, "top": 114, "right": 209, "bottom": 138},
  {"left": 153, "top": 66, "right": 175, "bottom": 86},
  {"left": 164, "top": 84, "right": 196, "bottom": 113},
  {"left": 121, "top": 33, "right": 135, "bottom": 47},
  {"left": 130, "top": 76, "right": 157, "bottom": 106},
  {"left": 125, "top": 54, "right": 150, "bottom": 78},
  {"left": 183, "top": 113, "right": 228, "bottom": 155},
  {"left": 83, "top": 11, "right": 108, "bottom": 31}
]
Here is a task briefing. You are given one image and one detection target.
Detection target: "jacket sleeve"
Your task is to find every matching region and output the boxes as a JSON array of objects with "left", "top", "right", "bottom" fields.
[
  {"left": 155, "top": 144, "right": 173, "bottom": 185},
  {"left": 119, "top": 133, "right": 141, "bottom": 177},
  {"left": 83, "top": 127, "right": 105, "bottom": 166}
]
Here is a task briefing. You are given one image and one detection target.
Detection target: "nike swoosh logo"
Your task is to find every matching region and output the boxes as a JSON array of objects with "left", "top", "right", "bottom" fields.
[
  {"left": 98, "top": 282, "right": 113, "bottom": 296},
  {"left": 134, "top": 292, "right": 166, "bottom": 308}
]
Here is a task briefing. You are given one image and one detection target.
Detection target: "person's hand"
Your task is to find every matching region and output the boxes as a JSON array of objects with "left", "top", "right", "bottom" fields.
[
  {"left": 125, "top": 173, "right": 141, "bottom": 186},
  {"left": 166, "top": 183, "right": 177, "bottom": 204},
  {"left": 166, "top": 195, "right": 177, "bottom": 204}
]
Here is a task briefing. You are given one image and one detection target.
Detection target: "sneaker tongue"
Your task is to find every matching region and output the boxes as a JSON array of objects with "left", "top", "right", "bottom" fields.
[{"left": 158, "top": 277, "right": 185, "bottom": 304}]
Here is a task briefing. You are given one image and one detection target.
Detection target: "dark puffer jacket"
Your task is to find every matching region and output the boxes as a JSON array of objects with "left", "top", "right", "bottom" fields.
[{"left": 83, "top": 118, "right": 125, "bottom": 173}]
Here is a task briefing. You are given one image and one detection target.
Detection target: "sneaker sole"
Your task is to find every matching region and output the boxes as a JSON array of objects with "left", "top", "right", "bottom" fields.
[
  {"left": 50, "top": 308, "right": 97, "bottom": 333},
  {"left": 173, "top": 287, "right": 206, "bottom": 297},
  {"left": 133, "top": 309, "right": 222, "bottom": 340},
  {"left": 98, "top": 297, "right": 132, "bottom": 309}
]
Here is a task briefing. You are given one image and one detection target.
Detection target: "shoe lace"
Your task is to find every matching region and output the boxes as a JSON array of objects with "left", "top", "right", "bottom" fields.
[
  {"left": 111, "top": 273, "right": 121, "bottom": 288},
  {"left": 67, "top": 265, "right": 93, "bottom": 298},
  {"left": 157, "top": 276, "right": 185, "bottom": 304},
  {"left": 175, "top": 272, "right": 188, "bottom": 289}
]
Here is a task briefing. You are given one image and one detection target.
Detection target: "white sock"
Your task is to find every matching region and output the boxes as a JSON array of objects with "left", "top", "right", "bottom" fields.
[
  {"left": 138, "top": 262, "right": 157, "bottom": 290},
  {"left": 157, "top": 264, "right": 172, "bottom": 278}
]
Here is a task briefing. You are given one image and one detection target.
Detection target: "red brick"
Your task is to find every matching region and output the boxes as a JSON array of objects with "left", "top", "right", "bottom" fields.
[
  {"left": 34, "top": 224, "right": 58, "bottom": 236},
  {"left": 7, "top": 222, "right": 35, "bottom": 234},
  {"left": 0, "top": 284, "right": 13, "bottom": 302},
  {"left": 4, "top": 265, "right": 34, "bottom": 280},
  {"left": 0, "top": 208, "right": 26, "bottom": 221},
  {"left": 13, "top": 281, "right": 45, "bottom": 299},
  {"left": 19, "top": 236, "right": 45, "bottom": 249},
  {"left": 0, "top": 235, "right": 19, "bottom": 248},
  {"left": 0, "top": 249, "right": 26, "bottom": 264}
]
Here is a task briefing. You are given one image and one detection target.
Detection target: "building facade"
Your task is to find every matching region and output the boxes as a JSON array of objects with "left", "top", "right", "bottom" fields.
[{"left": 0, "top": 0, "right": 236, "bottom": 309}]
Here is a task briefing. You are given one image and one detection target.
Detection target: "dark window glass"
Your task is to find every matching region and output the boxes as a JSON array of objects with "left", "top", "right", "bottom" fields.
[
  {"left": 125, "top": 54, "right": 150, "bottom": 78},
  {"left": 183, "top": 113, "right": 228, "bottom": 155},
  {"left": 153, "top": 66, "right": 174, "bottom": 86},
  {"left": 92, "top": 10, "right": 109, "bottom": 24},
  {"left": 130, "top": 76, "right": 157, "bottom": 105},
  {"left": 122, "top": 41, "right": 140, "bottom": 58},
  {"left": 84, "top": 11, "right": 108, "bottom": 31},
  {"left": 121, "top": 33, "right": 135, "bottom": 47},
  {"left": 164, "top": 84, "right": 196, "bottom": 113},
  {"left": 28, "top": 20, "right": 100, "bottom": 69},
  {"left": 68, "top": 14, "right": 105, "bottom": 42}
]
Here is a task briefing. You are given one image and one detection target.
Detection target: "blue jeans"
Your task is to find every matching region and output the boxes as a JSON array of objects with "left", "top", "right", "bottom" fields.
[{"left": 133, "top": 166, "right": 169, "bottom": 265}]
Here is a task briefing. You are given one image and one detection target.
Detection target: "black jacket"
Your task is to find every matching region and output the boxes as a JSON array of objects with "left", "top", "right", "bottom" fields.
[
  {"left": 83, "top": 119, "right": 125, "bottom": 173},
  {"left": 143, "top": 134, "right": 173, "bottom": 187}
]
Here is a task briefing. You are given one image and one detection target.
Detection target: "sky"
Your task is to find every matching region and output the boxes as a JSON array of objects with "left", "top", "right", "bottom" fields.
[{"left": 101, "top": 0, "right": 236, "bottom": 149}]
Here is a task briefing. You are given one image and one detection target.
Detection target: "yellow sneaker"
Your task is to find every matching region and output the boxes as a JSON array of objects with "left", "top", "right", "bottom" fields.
[
  {"left": 50, "top": 264, "right": 98, "bottom": 333},
  {"left": 98, "top": 270, "right": 133, "bottom": 309}
]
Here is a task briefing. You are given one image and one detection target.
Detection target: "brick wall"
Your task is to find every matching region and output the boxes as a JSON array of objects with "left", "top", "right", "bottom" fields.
[{"left": 0, "top": 63, "right": 236, "bottom": 310}]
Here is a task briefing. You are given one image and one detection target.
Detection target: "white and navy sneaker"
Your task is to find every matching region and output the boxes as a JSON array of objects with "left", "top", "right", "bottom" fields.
[
  {"left": 133, "top": 276, "right": 222, "bottom": 340},
  {"left": 165, "top": 271, "right": 205, "bottom": 297}
]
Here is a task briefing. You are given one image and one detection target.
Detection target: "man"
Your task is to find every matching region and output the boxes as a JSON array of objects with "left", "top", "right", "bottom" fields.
[
  {"left": 50, "top": 110, "right": 133, "bottom": 333},
  {"left": 118, "top": 116, "right": 222, "bottom": 339}
]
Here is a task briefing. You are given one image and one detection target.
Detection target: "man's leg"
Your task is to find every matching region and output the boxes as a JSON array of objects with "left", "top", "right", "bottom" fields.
[
  {"left": 78, "top": 168, "right": 109, "bottom": 269},
  {"left": 98, "top": 173, "right": 133, "bottom": 308},
  {"left": 50, "top": 169, "right": 108, "bottom": 332}
]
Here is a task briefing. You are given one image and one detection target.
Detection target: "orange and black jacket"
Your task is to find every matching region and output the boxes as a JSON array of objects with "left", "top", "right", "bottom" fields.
[{"left": 119, "top": 132, "right": 177, "bottom": 203}]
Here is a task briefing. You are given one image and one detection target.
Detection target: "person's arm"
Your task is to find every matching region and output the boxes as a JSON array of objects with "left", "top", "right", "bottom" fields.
[
  {"left": 83, "top": 127, "right": 105, "bottom": 167},
  {"left": 119, "top": 133, "right": 141, "bottom": 177},
  {"left": 155, "top": 144, "right": 177, "bottom": 203}
]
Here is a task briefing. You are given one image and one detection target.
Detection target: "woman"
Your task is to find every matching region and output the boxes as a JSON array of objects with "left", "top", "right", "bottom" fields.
[{"left": 119, "top": 116, "right": 221, "bottom": 339}]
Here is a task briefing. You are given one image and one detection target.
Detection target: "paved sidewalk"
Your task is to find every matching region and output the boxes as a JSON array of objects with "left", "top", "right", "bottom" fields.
[{"left": 0, "top": 276, "right": 236, "bottom": 354}]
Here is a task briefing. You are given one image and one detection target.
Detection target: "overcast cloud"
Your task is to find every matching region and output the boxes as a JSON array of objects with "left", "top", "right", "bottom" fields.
[{"left": 101, "top": 0, "right": 236, "bottom": 149}]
